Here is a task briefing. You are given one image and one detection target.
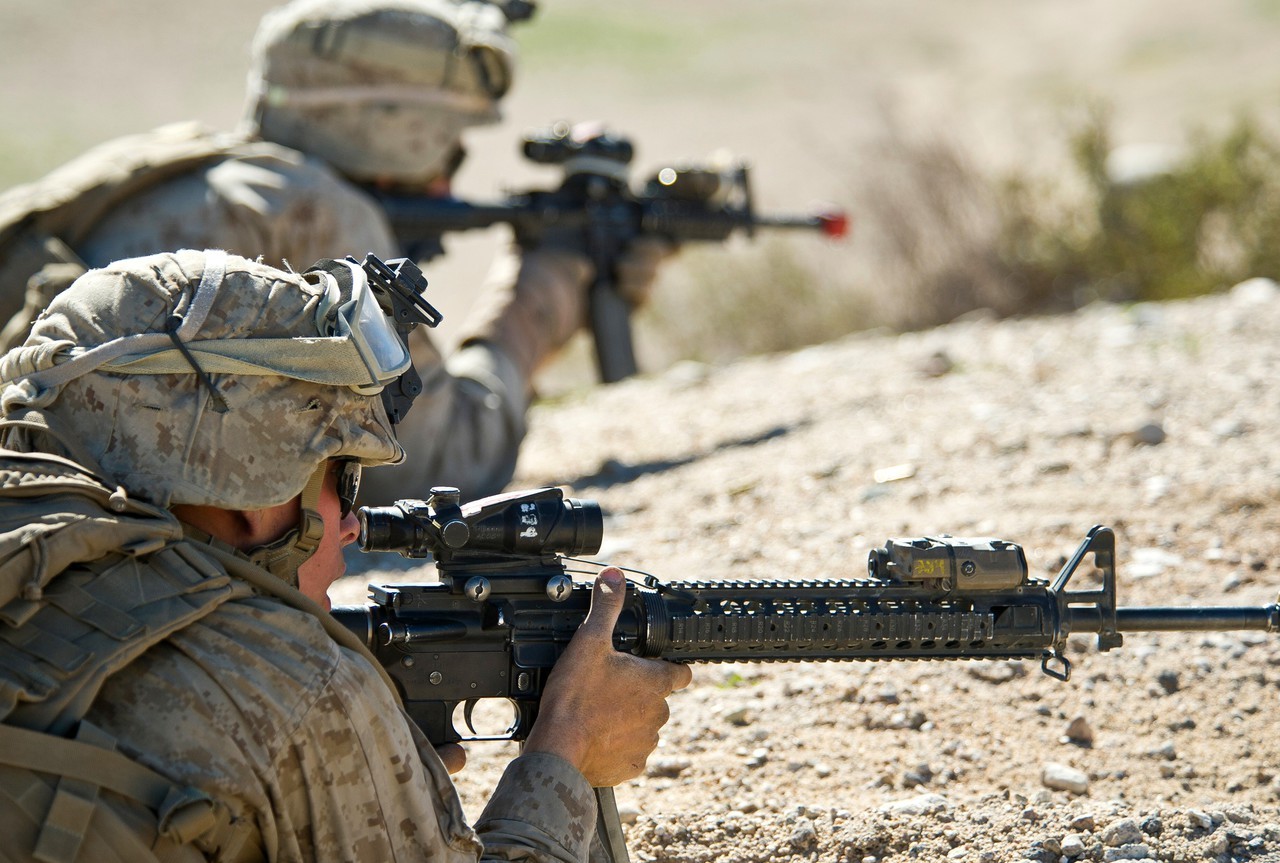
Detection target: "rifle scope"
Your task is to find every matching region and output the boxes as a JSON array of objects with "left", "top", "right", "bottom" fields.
[
  {"left": 522, "top": 123, "right": 634, "bottom": 167},
  {"left": 358, "top": 486, "right": 603, "bottom": 559}
]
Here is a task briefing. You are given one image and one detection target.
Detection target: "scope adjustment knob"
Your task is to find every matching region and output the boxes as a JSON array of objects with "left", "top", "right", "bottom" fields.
[{"left": 441, "top": 519, "right": 470, "bottom": 549}]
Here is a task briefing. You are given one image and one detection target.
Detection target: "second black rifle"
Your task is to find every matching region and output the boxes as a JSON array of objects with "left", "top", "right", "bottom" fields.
[{"left": 368, "top": 123, "right": 849, "bottom": 383}]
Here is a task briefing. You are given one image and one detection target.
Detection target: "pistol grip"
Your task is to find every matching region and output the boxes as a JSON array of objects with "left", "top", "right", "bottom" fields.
[{"left": 589, "top": 277, "right": 637, "bottom": 382}]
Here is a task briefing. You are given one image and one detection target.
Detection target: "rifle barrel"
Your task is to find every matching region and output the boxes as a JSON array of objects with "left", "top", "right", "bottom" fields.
[
  {"left": 751, "top": 209, "right": 849, "bottom": 238},
  {"left": 1070, "top": 605, "right": 1280, "bottom": 633}
]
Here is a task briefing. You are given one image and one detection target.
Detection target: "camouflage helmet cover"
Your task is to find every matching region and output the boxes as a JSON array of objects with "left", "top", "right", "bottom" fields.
[
  {"left": 248, "top": 0, "right": 515, "bottom": 183},
  {"left": 0, "top": 249, "right": 404, "bottom": 510}
]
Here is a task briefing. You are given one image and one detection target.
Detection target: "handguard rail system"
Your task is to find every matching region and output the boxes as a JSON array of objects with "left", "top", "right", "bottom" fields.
[{"left": 333, "top": 486, "right": 1279, "bottom": 863}]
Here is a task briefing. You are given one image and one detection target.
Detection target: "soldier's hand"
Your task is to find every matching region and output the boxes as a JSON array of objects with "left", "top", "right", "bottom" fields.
[
  {"left": 524, "top": 567, "right": 693, "bottom": 787},
  {"left": 614, "top": 235, "right": 677, "bottom": 308}
]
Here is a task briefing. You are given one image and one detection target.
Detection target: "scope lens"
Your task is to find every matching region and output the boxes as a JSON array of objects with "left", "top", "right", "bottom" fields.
[
  {"left": 356, "top": 507, "right": 375, "bottom": 551},
  {"left": 357, "top": 505, "right": 410, "bottom": 553},
  {"left": 559, "top": 498, "right": 604, "bottom": 555}
]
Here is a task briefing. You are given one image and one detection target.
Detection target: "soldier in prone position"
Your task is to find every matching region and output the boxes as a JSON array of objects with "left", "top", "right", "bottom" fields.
[
  {"left": 0, "top": 0, "right": 672, "bottom": 502},
  {"left": 0, "top": 250, "right": 691, "bottom": 862}
]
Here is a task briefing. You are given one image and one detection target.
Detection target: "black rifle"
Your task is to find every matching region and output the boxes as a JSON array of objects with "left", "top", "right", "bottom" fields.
[
  {"left": 366, "top": 123, "right": 849, "bottom": 383},
  {"left": 333, "top": 486, "right": 1280, "bottom": 863}
]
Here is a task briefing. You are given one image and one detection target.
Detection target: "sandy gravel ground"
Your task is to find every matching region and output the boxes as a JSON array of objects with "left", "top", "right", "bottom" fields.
[{"left": 335, "top": 279, "right": 1280, "bottom": 862}]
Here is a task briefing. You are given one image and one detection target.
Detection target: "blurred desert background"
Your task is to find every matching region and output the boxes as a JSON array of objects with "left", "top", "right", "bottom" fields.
[{"left": 6, "top": 0, "right": 1280, "bottom": 382}]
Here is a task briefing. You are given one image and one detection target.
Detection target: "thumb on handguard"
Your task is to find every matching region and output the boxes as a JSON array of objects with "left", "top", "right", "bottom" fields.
[{"left": 579, "top": 567, "right": 627, "bottom": 643}]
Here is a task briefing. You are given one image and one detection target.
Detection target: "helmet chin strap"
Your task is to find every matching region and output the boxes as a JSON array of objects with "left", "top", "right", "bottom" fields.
[{"left": 249, "top": 462, "right": 327, "bottom": 587}]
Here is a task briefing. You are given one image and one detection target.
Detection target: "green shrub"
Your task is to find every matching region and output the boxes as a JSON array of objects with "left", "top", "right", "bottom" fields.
[{"left": 998, "top": 111, "right": 1280, "bottom": 306}]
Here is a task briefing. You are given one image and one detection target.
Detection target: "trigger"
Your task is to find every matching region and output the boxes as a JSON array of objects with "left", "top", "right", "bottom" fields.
[{"left": 463, "top": 698, "right": 481, "bottom": 735}]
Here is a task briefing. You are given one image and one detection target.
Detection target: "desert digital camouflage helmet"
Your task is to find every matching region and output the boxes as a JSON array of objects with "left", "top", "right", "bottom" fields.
[
  {"left": 248, "top": 0, "right": 517, "bottom": 184},
  {"left": 0, "top": 248, "right": 440, "bottom": 512}
]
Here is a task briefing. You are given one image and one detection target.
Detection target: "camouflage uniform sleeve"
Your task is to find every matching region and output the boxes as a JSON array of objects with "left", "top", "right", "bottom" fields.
[
  {"left": 358, "top": 332, "right": 528, "bottom": 502},
  {"left": 359, "top": 245, "right": 592, "bottom": 503},
  {"left": 473, "top": 753, "right": 597, "bottom": 862},
  {"left": 268, "top": 645, "right": 598, "bottom": 863}
]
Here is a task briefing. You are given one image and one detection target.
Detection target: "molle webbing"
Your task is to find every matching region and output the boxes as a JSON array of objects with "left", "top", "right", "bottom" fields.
[
  {"left": 0, "top": 538, "right": 258, "bottom": 863},
  {"left": 0, "top": 544, "right": 237, "bottom": 731},
  {"left": 0, "top": 445, "right": 182, "bottom": 625}
]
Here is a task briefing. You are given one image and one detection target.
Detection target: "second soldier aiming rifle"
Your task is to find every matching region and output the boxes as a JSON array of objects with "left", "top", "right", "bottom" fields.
[
  {"left": 334, "top": 486, "right": 1280, "bottom": 863},
  {"left": 366, "top": 123, "right": 849, "bottom": 383}
]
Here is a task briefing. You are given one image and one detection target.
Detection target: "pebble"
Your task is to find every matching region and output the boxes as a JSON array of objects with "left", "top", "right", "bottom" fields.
[
  {"left": 873, "top": 463, "right": 916, "bottom": 484},
  {"left": 888, "top": 709, "right": 928, "bottom": 730},
  {"left": 646, "top": 757, "right": 691, "bottom": 779},
  {"left": 878, "top": 793, "right": 951, "bottom": 816},
  {"left": 662, "top": 360, "right": 712, "bottom": 387},
  {"left": 1211, "top": 417, "right": 1246, "bottom": 439},
  {"left": 1142, "top": 475, "right": 1170, "bottom": 504},
  {"left": 1102, "top": 843, "right": 1153, "bottom": 861},
  {"left": 946, "top": 846, "right": 968, "bottom": 860},
  {"left": 1230, "top": 276, "right": 1279, "bottom": 305},
  {"left": 1101, "top": 819, "right": 1143, "bottom": 846},
  {"left": 788, "top": 817, "right": 818, "bottom": 849},
  {"left": 871, "top": 685, "right": 901, "bottom": 704},
  {"left": 1125, "top": 421, "right": 1166, "bottom": 446},
  {"left": 1042, "top": 763, "right": 1090, "bottom": 794},
  {"left": 1060, "top": 834, "right": 1087, "bottom": 857},
  {"left": 903, "top": 763, "right": 934, "bottom": 788},
  {"left": 919, "top": 350, "right": 954, "bottom": 378},
  {"left": 968, "top": 662, "right": 1025, "bottom": 684},
  {"left": 1068, "top": 814, "right": 1096, "bottom": 831},
  {"left": 1062, "top": 716, "right": 1094, "bottom": 746},
  {"left": 1155, "top": 670, "right": 1180, "bottom": 694}
]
